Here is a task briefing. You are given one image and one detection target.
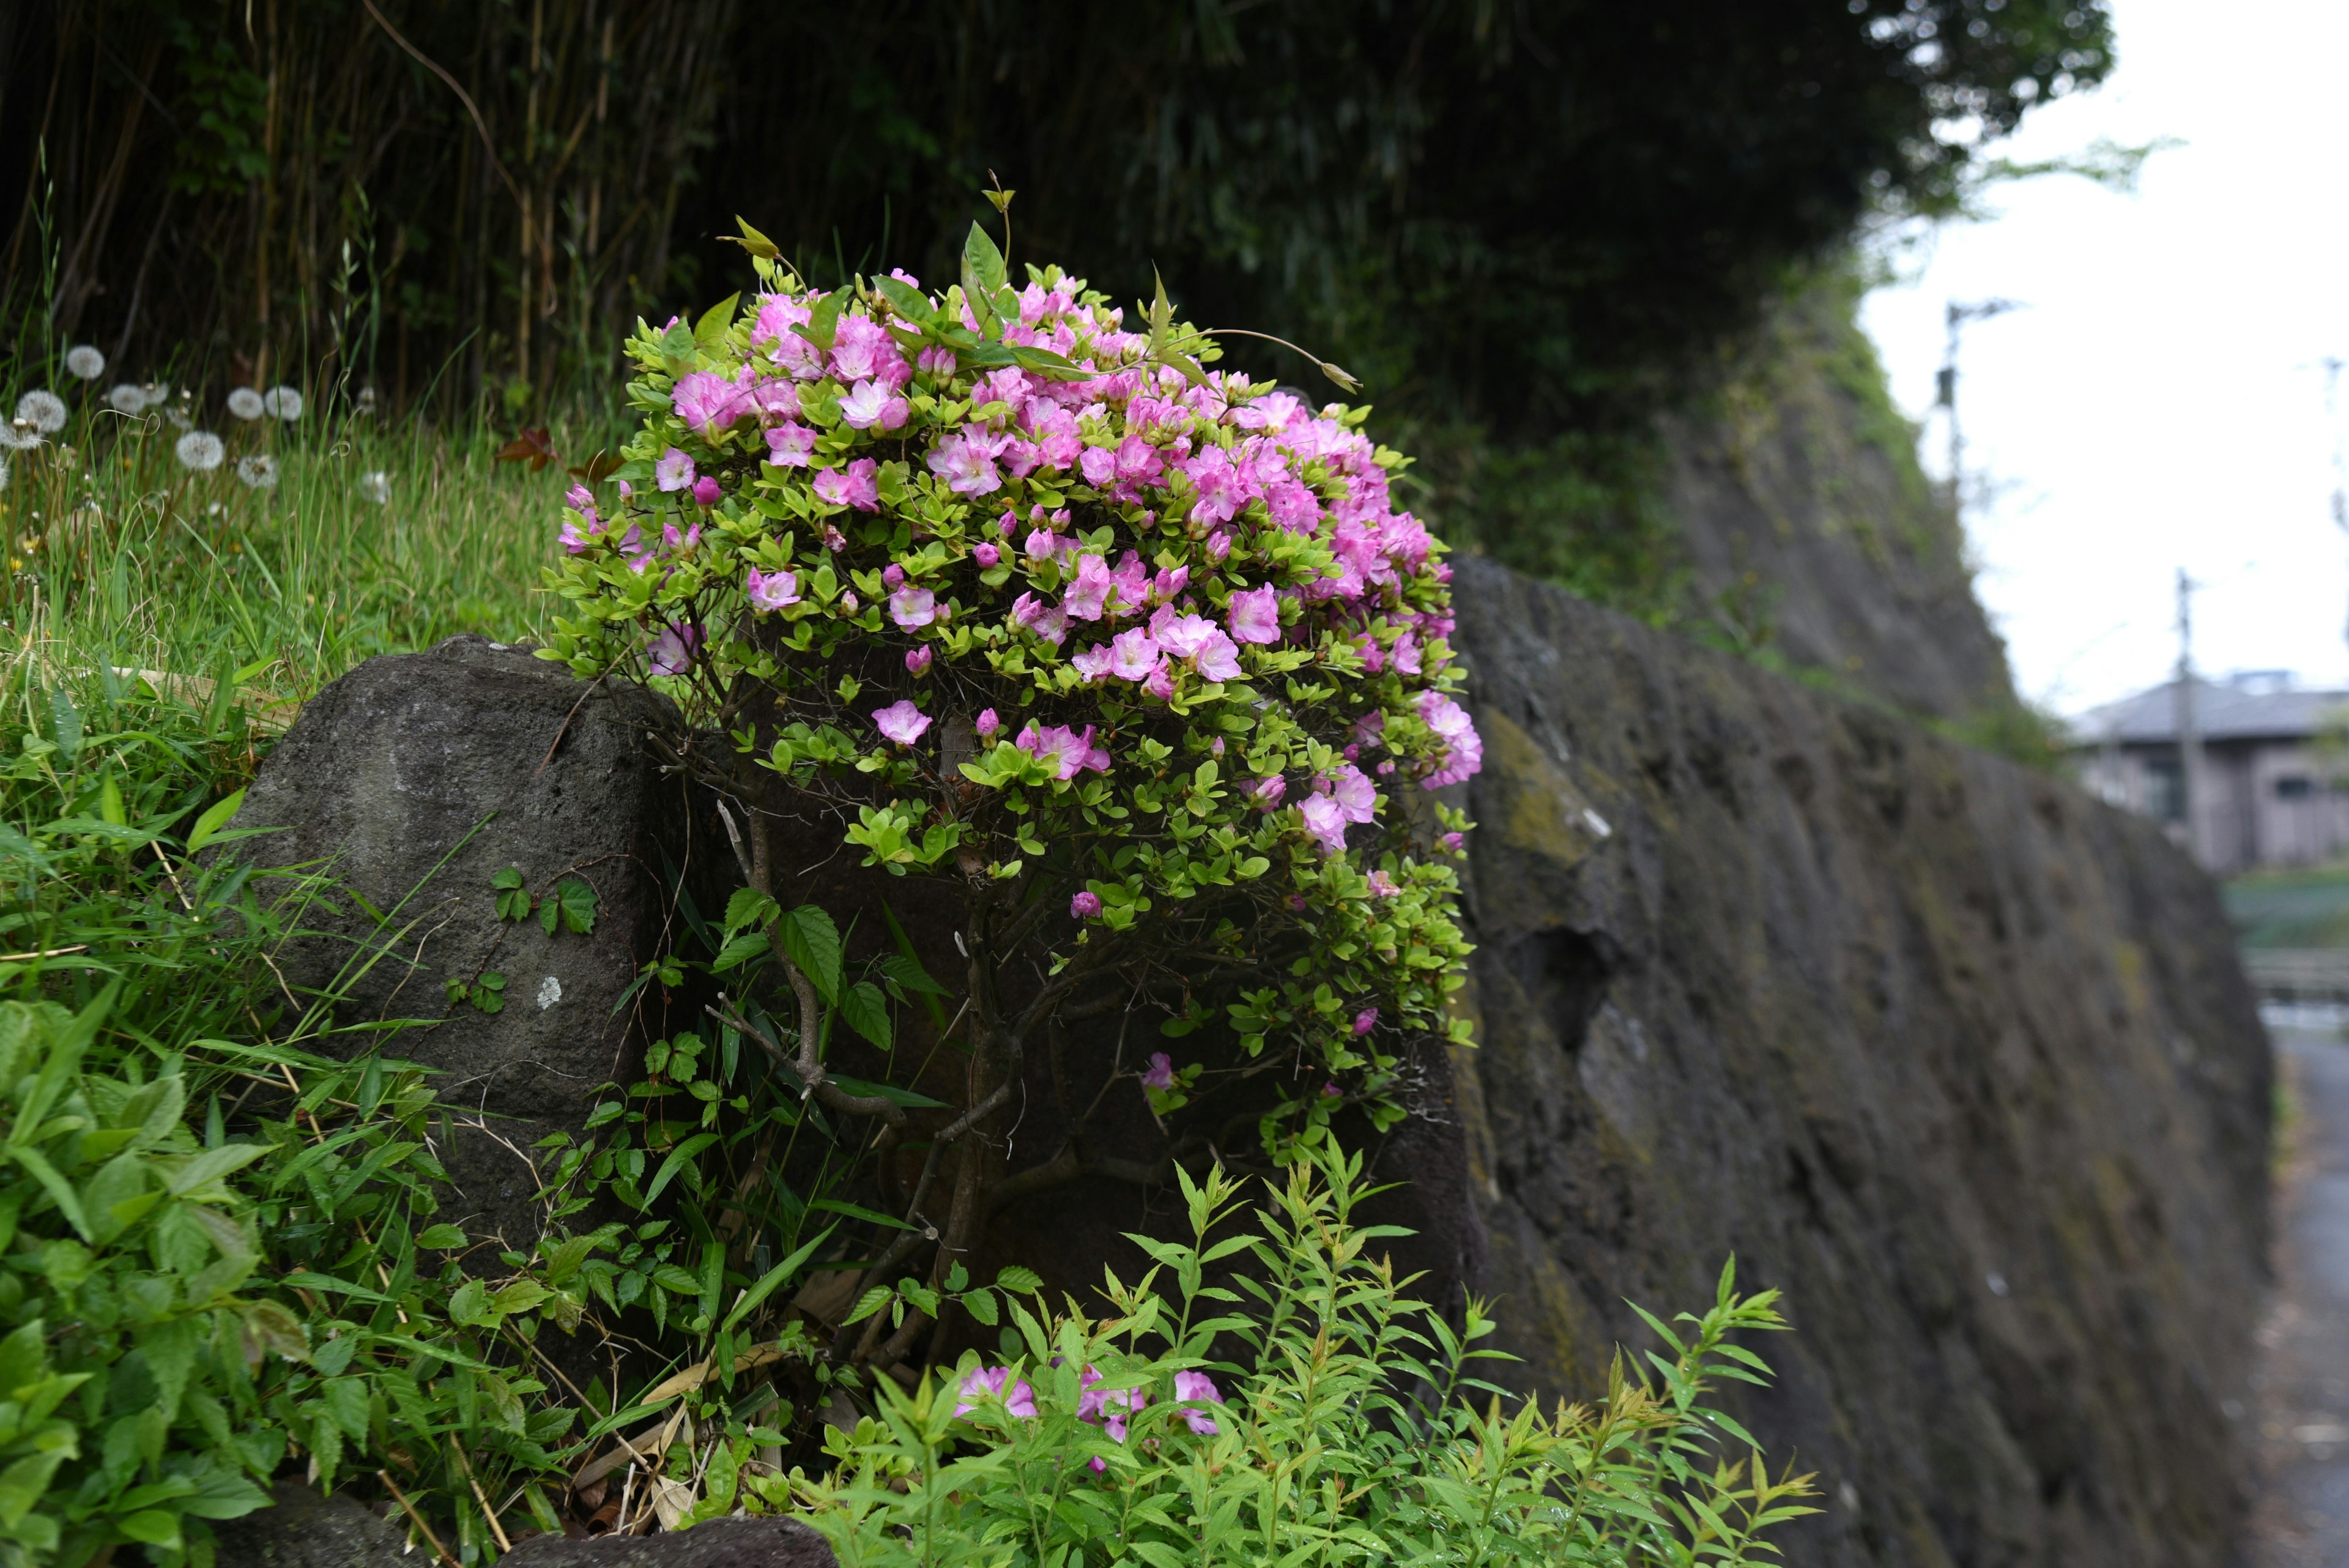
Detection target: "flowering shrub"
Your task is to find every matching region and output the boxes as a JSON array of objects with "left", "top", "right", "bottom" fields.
[
  {"left": 543, "top": 222, "right": 1480, "bottom": 1172},
  {"left": 756, "top": 1145, "right": 1815, "bottom": 1566}
]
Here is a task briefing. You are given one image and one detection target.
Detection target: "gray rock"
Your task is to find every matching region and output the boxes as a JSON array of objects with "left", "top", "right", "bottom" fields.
[
  {"left": 1445, "top": 556, "right": 2269, "bottom": 1567},
  {"left": 499, "top": 1515, "right": 836, "bottom": 1567},
  {"left": 207, "top": 1480, "right": 412, "bottom": 1567},
  {"left": 231, "top": 634, "right": 709, "bottom": 1251}
]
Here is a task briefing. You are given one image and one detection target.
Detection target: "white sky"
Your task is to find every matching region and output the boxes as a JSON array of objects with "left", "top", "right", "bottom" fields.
[{"left": 1859, "top": 0, "right": 2349, "bottom": 716}]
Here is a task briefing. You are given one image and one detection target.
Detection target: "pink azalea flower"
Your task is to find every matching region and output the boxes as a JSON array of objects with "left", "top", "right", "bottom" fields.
[
  {"left": 1366, "top": 871, "right": 1400, "bottom": 897},
  {"left": 973, "top": 542, "right": 1001, "bottom": 568},
  {"left": 749, "top": 379, "right": 802, "bottom": 420},
  {"left": 1063, "top": 554, "right": 1113, "bottom": 621},
  {"left": 830, "top": 314, "right": 900, "bottom": 383},
  {"left": 1226, "top": 585, "right": 1281, "bottom": 645},
  {"left": 905, "top": 646, "right": 933, "bottom": 675},
  {"left": 1185, "top": 447, "right": 1249, "bottom": 526},
  {"left": 883, "top": 563, "right": 906, "bottom": 589},
  {"left": 954, "top": 1365, "right": 1037, "bottom": 1420},
  {"left": 918, "top": 344, "right": 957, "bottom": 379},
  {"left": 1141, "top": 661, "right": 1175, "bottom": 700},
  {"left": 874, "top": 700, "right": 931, "bottom": 746},
  {"left": 765, "top": 422, "right": 816, "bottom": 467},
  {"left": 1352, "top": 1008, "right": 1378, "bottom": 1035},
  {"left": 1015, "top": 723, "right": 1110, "bottom": 781},
  {"left": 1299, "top": 793, "right": 1349, "bottom": 856},
  {"left": 1155, "top": 613, "right": 1216, "bottom": 660},
  {"left": 838, "top": 379, "right": 894, "bottom": 429},
  {"left": 1322, "top": 1080, "right": 1343, "bottom": 1098},
  {"left": 1141, "top": 1052, "right": 1174, "bottom": 1091},
  {"left": 814, "top": 458, "right": 881, "bottom": 511},
  {"left": 1250, "top": 775, "right": 1286, "bottom": 810},
  {"left": 671, "top": 370, "right": 751, "bottom": 436},
  {"left": 1114, "top": 434, "right": 1163, "bottom": 488},
  {"left": 889, "top": 585, "right": 937, "bottom": 628},
  {"left": 1193, "top": 630, "right": 1243, "bottom": 682},
  {"left": 1152, "top": 565, "right": 1190, "bottom": 603},
  {"left": 746, "top": 567, "right": 800, "bottom": 611},
  {"left": 1011, "top": 592, "right": 1067, "bottom": 645},
  {"left": 1024, "top": 527, "right": 1059, "bottom": 562},
  {"left": 647, "top": 623, "right": 701, "bottom": 677},
  {"left": 1071, "top": 644, "right": 1115, "bottom": 682},
  {"left": 1108, "top": 554, "right": 1151, "bottom": 617},
  {"left": 1078, "top": 445, "right": 1116, "bottom": 487},
  {"left": 976, "top": 708, "right": 1001, "bottom": 738},
  {"left": 1071, "top": 890, "right": 1102, "bottom": 919},
  {"left": 1206, "top": 530, "right": 1233, "bottom": 563},
  {"left": 655, "top": 447, "right": 695, "bottom": 492},
  {"left": 1392, "top": 632, "right": 1422, "bottom": 675},
  {"left": 558, "top": 518, "right": 591, "bottom": 554},
  {"left": 565, "top": 482, "right": 598, "bottom": 521},
  {"left": 691, "top": 475, "right": 721, "bottom": 508},
  {"left": 1416, "top": 691, "right": 1485, "bottom": 787},
  {"left": 1108, "top": 628, "right": 1162, "bottom": 682},
  {"left": 927, "top": 429, "right": 1003, "bottom": 496},
  {"left": 1173, "top": 1370, "right": 1224, "bottom": 1434},
  {"left": 1030, "top": 405, "right": 1082, "bottom": 469},
  {"left": 1323, "top": 764, "right": 1378, "bottom": 825},
  {"left": 1440, "top": 831, "right": 1465, "bottom": 852}
]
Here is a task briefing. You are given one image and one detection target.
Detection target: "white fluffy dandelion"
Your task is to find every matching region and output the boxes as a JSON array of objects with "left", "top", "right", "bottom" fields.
[
  {"left": 262, "top": 384, "right": 304, "bottom": 422},
  {"left": 106, "top": 383, "right": 148, "bottom": 414},
  {"left": 358, "top": 470, "right": 392, "bottom": 504},
  {"left": 175, "top": 431, "right": 225, "bottom": 471},
  {"left": 16, "top": 390, "right": 67, "bottom": 434},
  {"left": 63, "top": 344, "right": 105, "bottom": 381},
  {"left": 227, "top": 387, "right": 265, "bottom": 420},
  {"left": 0, "top": 421, "right": 39, "bottom": 452},
  {"left": 236, "top": 453, "right": 279, "bottom": 489},
  {"left": 0, "top": 458, "right": 10, "bottom": 492}
]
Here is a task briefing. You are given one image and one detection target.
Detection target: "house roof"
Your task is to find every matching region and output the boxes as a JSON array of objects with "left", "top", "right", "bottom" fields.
[{"left": 2068, "top": 678, "right": 2349, "bottom": 746}]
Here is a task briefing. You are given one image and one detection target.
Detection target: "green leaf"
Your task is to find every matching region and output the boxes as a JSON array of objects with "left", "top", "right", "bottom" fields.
[
  {"left": 555, "top": 877, "right": 598, "bottom": 934},
  {"left": 724, "top": 888, "right": 778, "bottom": 935},
  {"left": 46, "top": 689, "right": 81, "bottom": 763},
  {"left": 961, "top": 1287, "right": 1000, "bottom": 1326},
  {"left": 778, "top": 905, "right": 842, "bottom": 1003},
  {"left": 963, "top": 222, "right": 1008, "bottom": 297},
  {"left": 279, "top": 1271, "right": 391, "bottom": 1303},
  {"left": 809, "top": 1197, "right": 915, "bottom": 1231},
  {"left": 693, "top": 292, "right": 741, "bottom": 349},
  {"left": 838, "top": 981, "right": 891, "bottom": 1049},
  {"left": 417, "top": 1224, "right": 468, "bottom": 1249},
  {"left": 875, "top": 273, "right": 936, "bottom": 324},
  {"left": 722, "top": 1225, "right": 837, "bottom": 1333},
  {"left": 843, "top": 1287, "right": 893, "bottom": 1326},
  {"left": 643, "top": 1132, "right": 719, "bottom": 1206},
  {"left": 821, "top": 1075, "right": 947, "bottom": 1109},
  {"left": 711, "top": 931, "right": 769, "bottom": 973},
  {"left": 184, "top": 789, "right": 244, "bottom": 853},
  {"left": 995, "top": 1265, "right": 1043, "bottom": 1294},
  {"left": 800, "top": 290, "right": 844, "bottom": 354},
  {"left": 727, "top": 215, "right": 781, "bottom": 260}
]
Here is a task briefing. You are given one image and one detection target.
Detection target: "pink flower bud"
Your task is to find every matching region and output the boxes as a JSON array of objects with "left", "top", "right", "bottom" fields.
[
  {"left": 1352, "top": 1008, "right": 1378, "bottom": 1035},
  {"left": 973, "top": 542, "right": 1001, "bottom": 568},
  {"left": 691, "top": 475, "right": 721, "bottom": 507},
  {"left": 883, "top": 562, "right": 906, "bottom": 589},
  {"left": 976, "top": 708, "right": 1001, "bottom": 737},
  {"left": 1141, "top": 1052, "right": 1174, "bottom": 1091},
  {"left": 842, "top": 591, "right": 859, "bottom": 611},
  {"left": 1206, "top": 530, "right": 1233, "bottom": 562},
  {"left": 1321, "top": 1080, "right": 1342, "bottom": 1098},
  {"left": 905, "top": 645, "right": 933, "bottom": 675},
  {"left": 1071, "top": 890, "right": 1102, "bottom": 919}
]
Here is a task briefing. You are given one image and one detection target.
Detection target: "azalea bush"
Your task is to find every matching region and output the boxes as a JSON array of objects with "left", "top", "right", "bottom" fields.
[
  {"left": 760, "top": 1143, "right": 1815, "bottom": 1567},
  {"left": 540, "top": 217, "right": 1483, "bottom": 1367}
]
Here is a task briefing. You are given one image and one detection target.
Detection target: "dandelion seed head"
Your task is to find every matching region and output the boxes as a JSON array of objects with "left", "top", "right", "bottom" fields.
[
  {"left": 262, "top": 385, "right": 303, "bottom": 422},
  {"left": 358, "top": 470, "right": 391, "bottom": 505},
  {"left": 63, "top": 345, "right": 105, "bottom": 381},
  {"left": 236, "top": 453, "right": 280, "bottom": 489},
  {"left": 106, "top": 383, "right": 148, "bottom": 414},
  {"left": 174, "top": 431, "right": 225, "bottom": 472},
  {"left": 227, "top": 387, "right": 265, "bottom": 420},
  {"left": 15, "top": 390, "right": 67, "bottom": 434},
  {"left": 0, "top": 420, "right": 39, "bottom": 452},
  {"left": 0, "top": 458, "right": 9, "bottom": 492}
]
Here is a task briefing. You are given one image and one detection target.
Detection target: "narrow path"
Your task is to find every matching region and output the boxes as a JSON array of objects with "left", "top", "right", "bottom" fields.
[{"left": 2255, "top": 1025, "right": 2349, "bottom": 1565}]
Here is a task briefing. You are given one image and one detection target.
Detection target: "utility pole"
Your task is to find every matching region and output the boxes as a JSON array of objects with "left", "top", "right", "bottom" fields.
[
  {"left": 1938, "top": 298, "right": 2022, "bottom": 520},
  {"left": 2174, "top": 568, "right": 2204, "bottom": 866},
  {"left": 2325, "top": 355, "right": 2348, "bottom": 653}
]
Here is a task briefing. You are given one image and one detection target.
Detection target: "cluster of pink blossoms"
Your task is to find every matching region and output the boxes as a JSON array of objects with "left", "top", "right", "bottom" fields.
[
  {"left": 952, "top": 1362, "right": 1223, "bottom": 1471},
  {"left": 565, "top": 263, "right": 1483, "bottom": 877}
]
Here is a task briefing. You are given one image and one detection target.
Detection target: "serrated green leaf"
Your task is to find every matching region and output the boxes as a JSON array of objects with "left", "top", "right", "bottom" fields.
[
  {"left": 839, "top": 981, "right": 891, "bottom": 1049},
  {"left": 779, "top": 905, "right": 842, "bottom": 1003}
]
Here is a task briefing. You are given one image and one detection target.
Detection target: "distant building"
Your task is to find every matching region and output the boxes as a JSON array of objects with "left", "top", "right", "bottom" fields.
[{"left": 2070, "top": 672, "right": 2349, "bottom": 875}]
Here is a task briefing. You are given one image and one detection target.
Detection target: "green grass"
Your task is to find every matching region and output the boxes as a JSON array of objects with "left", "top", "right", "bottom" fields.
[
  {"left": 2221, "top": 861, "right": 2349, "bottom": 950},
  {"left": 3, "top": 399, "right": 578, "bottom": 710}
]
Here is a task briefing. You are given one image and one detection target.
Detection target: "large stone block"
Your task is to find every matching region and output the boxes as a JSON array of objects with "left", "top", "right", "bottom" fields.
[
  {"left": 230, "top": 634, "right": 710, "bottom": 1250},
  {"left": 1444, "top": 557, "right": 2270, "bottom": 1567}
]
